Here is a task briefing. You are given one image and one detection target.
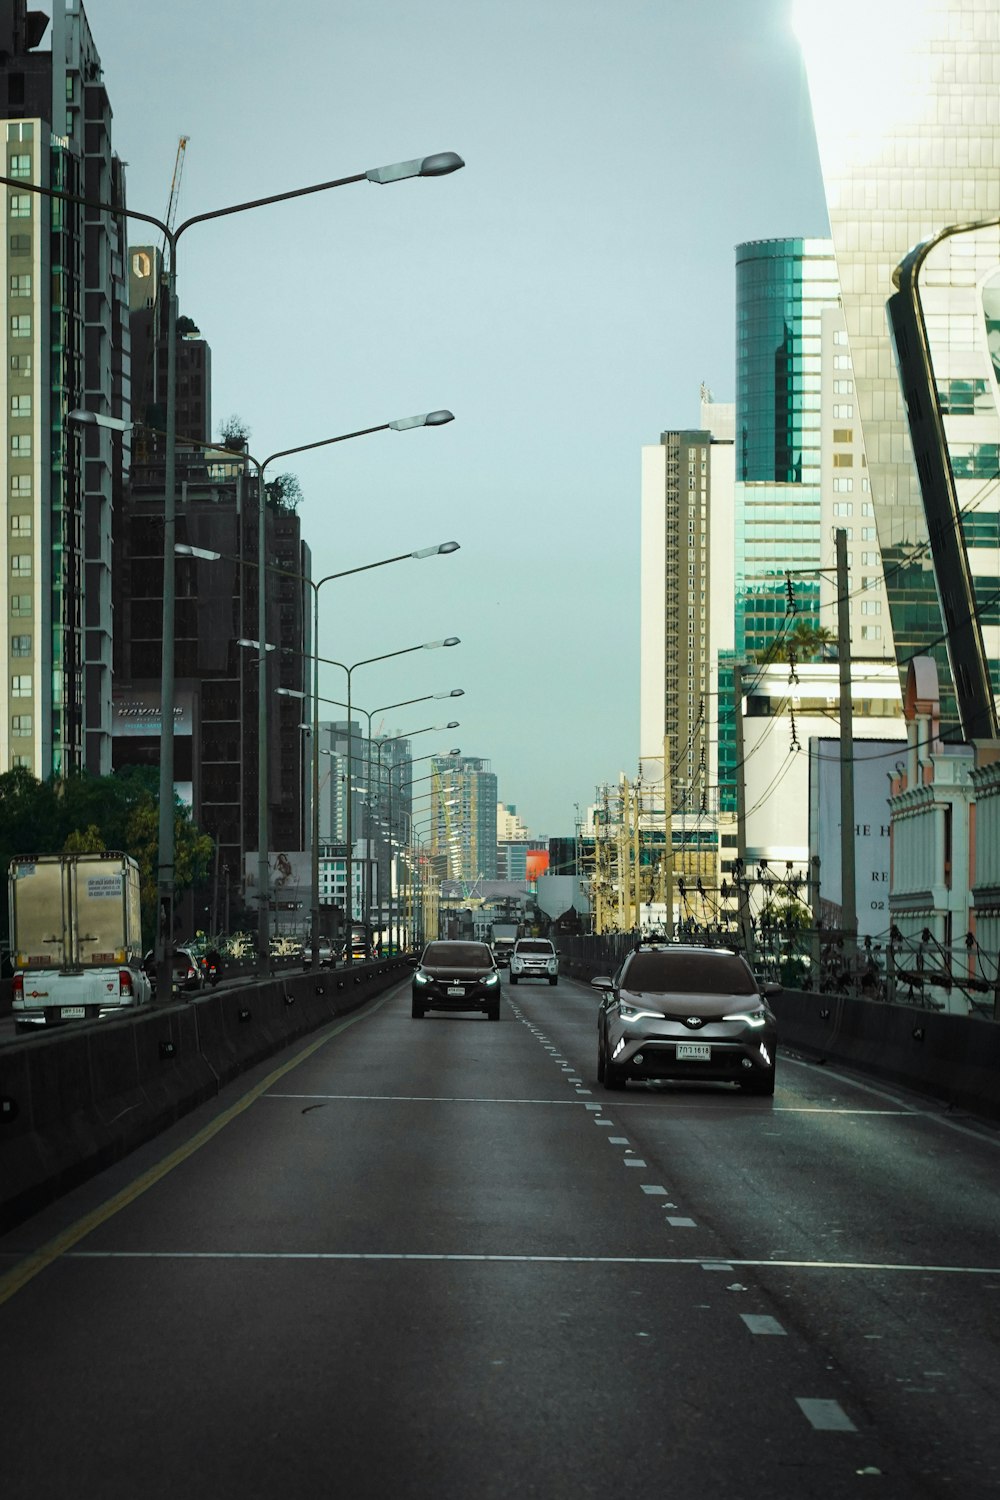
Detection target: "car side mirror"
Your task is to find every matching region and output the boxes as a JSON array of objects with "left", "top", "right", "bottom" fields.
[
  {"left": 760, "top": 981, "right": 782, "bottom": 996},
  {"left": 591, "top": 975, "right": 614, "bottom": 991}
]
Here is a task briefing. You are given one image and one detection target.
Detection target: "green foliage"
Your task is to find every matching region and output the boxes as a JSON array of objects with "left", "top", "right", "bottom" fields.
[
  {"left": 0, "top": 768, "right": 215, "bottom": 951},
  {"left": 264, "top": 471, "right": 304, "bottom": 512}
]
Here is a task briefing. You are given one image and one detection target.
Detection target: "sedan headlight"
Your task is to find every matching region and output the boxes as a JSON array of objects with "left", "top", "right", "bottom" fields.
[
  {"left": 722, "top": 1007, "right": 767, "bottom": 1028},
  {"left": 414, "top": 971, "right": 429, "bottom": 985}
]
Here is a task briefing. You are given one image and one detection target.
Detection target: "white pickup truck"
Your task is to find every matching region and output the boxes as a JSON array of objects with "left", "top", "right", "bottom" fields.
[{"left": 10, "top": 852, "right": 152, "bottom": 1032}]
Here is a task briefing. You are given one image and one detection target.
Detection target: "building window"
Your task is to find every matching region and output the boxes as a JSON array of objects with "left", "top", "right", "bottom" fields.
[
  {"left": 833, "top": 502, "right": 853, "bottom": 516},
  {"left": 861, "top": 527, "right": 877, "bottom": 541},
  {"left": 832, "top": 477, "right": 854, "bottom": 493},
  {"left": 861, "top": 551, "right": 879, "bottom": 567},
  {"left": 11, "top": 675, "right": 31, "bottom": 697},
  {"left": 9, "top": 233, "right": 30, "bottom": 257},
  {"left": 833, "top": 329, "right": 849, "bottom": 345},
  {"left": 7, "top": 153, "right": 30, "bottom": 178},
  {"left": 6, "top": 123, "right": 33, "bottom": 142},
  {"left": 861, "top": 600, "right": 881, "bottom": 615},
  {"left": 10, "top": 395, "right": 30, "bottom": 418},
  {"left": 834, "top": 380, "right": 854, "bottom": 394},
  {"left": 832, "top": 428, "right": 853, "bottom": 444},
  {"left": 11, "top": 714, "right": 32, "bottom": 737},
  {"left": 11, "top": 554, "right": 31, "bottom": 577},
  {"left": 10, "top": 754, "right": 31, "bottom": 768},
  {"left": 10, "top": 314, "right": 31, "bottom": 337},
  {"left": 10, "top": 474, "right": 31, "bottom": 497},
  {"left": 833, "top": 453, "right": 854, "bottom": 467},
  {"left": 834, "top": 354, "right": 852, "bottom": 369},
  {"left": 9, "top": 272, "right": 30, "bottom": 297},
  {"left": 10, "top": 513, "right": 30, "bottom": 535},
  {"left": 10, "top": 594, "right": 31, "bottom": 617},
  {"left": 10, "top": 353, "right": 31, "bottom": 377},
  {"left": 860, "top": 625, "right": 882, "bottom": 641},
  {"left": 10, "top": 434, "right": 31, "bottom": 457},
  {"left": 10, "top": 634, "right": 30, "bottom": 657},
  {"left": 9, "top": 193, "right": 31, "bottom": 219}
]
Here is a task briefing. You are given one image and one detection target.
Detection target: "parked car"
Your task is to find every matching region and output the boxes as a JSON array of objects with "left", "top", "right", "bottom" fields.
[
  {"left": 509, "top": 937, "right": 559, "bottom": 986},
  {"left": 594, "top": 942, "right": 779, "bottom": 1095},
  {"left": 411, "top": 939, "right": 502, "bottom": 1021}
]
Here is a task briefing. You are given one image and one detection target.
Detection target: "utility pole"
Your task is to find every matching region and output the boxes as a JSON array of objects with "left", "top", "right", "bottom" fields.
[
  {"left": 836, "top": 528, "right": 858, "bottom": 971},
  {"left": 631, "top": 776, "right": 642, "bottom": 933},
  {"left": 733, "top": 663, "right": 755, "bottom": 964}
]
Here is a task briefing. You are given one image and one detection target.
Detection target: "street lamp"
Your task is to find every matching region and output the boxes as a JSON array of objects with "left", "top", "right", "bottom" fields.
[
  {"left": 182, "top": 536, "right": 458, "bottom": 967},
  {"left": 47, "top": 145, "right": 464, "bottom": 995}
]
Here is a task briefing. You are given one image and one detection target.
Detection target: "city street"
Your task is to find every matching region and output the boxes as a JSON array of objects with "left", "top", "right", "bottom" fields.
[{"left": 3, "top": 972, "right": 999, "bottom": 1499}]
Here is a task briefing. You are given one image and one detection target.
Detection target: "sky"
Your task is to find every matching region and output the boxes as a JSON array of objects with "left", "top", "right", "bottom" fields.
[{"left": 79, "top": 0, "right": 830, "bottom": 838}]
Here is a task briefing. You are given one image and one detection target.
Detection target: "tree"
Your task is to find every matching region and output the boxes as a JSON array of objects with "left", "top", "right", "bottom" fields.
[
  {"left": 220, "top": 414, "right": 250, "bottom": 449},
  {"left": 265, "top": 472, "right": 304, "bottom": 512}
]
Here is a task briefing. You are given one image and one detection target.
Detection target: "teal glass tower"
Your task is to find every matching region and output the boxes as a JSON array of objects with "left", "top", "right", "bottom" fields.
[{"left": 735, "top": 238, "right": 840, "bottom": 659}]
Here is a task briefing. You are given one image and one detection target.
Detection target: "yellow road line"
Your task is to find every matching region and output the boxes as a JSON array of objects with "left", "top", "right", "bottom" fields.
[{"left": 0, "top": 988, "right": 397, "bottom": 1307}]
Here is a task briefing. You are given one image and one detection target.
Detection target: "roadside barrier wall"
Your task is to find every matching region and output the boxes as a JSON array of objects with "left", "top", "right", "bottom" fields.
[
  {"left": 0, "top": 960, "right": 405, "bottom": 1232},
  {"left": 558, "top": 949, "right": 1000, "bottom": 1123}
]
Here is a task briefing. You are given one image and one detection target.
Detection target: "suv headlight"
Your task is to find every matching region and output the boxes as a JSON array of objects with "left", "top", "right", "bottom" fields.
[
  {"left": 484, "top": 972, "right": 499, "bottom": 986},
  {"left": 414, "top": 971, "right": 429, "bottom": 985},
  {"left": 547, "top": 959, "right": 557, "bottom": 971},
  {"left": 619, "top": 999, "right": 664, "bottom": 1022},
  {"left": 722, "top": 1007, "right": 767, "bottom": 1028}
]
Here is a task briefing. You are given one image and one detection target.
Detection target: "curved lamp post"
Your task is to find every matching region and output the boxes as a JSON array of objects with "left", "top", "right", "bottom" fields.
[
  {"left": 46, "top": 146, "right": 464, "bottom": 995},
  {"left": 183, "top": 537, "right": 458, "bottom": 967}
]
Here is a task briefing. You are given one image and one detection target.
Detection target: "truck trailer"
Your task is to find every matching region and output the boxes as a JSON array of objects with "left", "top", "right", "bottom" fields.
[{"left": 10, "top": 851, "right": 152, "bottom": 1032}]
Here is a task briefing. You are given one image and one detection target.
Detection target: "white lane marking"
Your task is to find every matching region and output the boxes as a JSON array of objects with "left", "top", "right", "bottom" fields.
[
  {"left": 782, "top": 1056, "right": 1000, "bottom": 1147},
  {"left": 666, "top": 1216, "right": 697, "bottom": 1227},
  {"left": 741, "top": 1314, "right": 787, "bottom": 1335},
  {"left": 267, "top": 1094, "right": 588, "bottom": 1106},
  {"left": 586, "top": 1104, "right": 602, "bottom": 1111},
  {"left": 576, "top": 1088, "right": 592, "bottom": 1095},
  {"left": 623, "top": 1159, "right": 647, "bottom": 1168},
  {"left": 64, "top": 1252, "right": 1000, "bottom": 1272},
  {"left": 796, "top": 1399, "right": 856, "bottom": 1432},
  {"left": 641, "top": 1185, "right": 668, "bottom": 1195},
  {"left": 594, "top": 1119, "right": 613, "bottom": 1126},
  {"left": 609, "top": 1137, "right": 630, "bottom": 1144},
  {"left": 702, "top": 1262, "right": 734, "bottom": 1271}
]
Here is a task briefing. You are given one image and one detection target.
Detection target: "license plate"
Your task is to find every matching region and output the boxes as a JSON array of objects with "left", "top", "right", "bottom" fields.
[
  {"left": 447, "top": 986, "right": 465, "bottom": 996},
  {"left": 676, "top": 1042, "right": 711, "bottom": 1061},
  {"left": 61, "top": 1006, "right": 86, "bottom": 1019}
]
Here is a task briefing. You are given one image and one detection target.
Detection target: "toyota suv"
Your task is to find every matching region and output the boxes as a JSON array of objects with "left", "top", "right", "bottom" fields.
[
  {"left": 593, "top": 942, "right": 779, "bottom": 1094},
  {"left": 509, "top": 937, "right": 559, "bottom": 986}
]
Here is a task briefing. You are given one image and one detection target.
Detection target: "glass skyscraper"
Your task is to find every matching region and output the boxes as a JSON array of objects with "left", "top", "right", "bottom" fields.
[
  {"left": 796, "top": 0, "right": 1000, "bottom": 735},
  {"left": 735, "top": 239, "right": 840, "bottom": 659}
]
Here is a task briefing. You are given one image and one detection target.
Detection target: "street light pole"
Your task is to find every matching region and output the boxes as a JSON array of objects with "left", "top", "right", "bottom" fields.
[{"left": 16, "top": 148, "right": 464, "bottom": 995}]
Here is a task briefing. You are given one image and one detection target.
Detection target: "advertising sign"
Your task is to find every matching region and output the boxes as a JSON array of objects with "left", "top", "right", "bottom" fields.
[
  {"left": 112, "top": 687, "right": 194, "bottom": 738},
  {"left": 808, "top": 738, "right": 905, "bottom": 938}
]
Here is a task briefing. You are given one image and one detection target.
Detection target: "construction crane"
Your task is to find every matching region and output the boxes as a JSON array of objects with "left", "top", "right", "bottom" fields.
[{"left": 162, "top": 134, "right": 189, "bottom": 263}]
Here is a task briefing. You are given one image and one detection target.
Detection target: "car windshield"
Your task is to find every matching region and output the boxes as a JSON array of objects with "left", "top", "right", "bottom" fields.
[
  {"left": 422, "top": 942, "right": 492, "bottom": 967},
  {"left": 517, "top": 941, "right": 552, "bottom": 954},
  {"left": 622, "top": 950, "right": 756, "bottom": 996}
]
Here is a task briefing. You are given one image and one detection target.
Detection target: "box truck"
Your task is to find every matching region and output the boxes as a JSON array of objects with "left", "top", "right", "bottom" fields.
[{"left": 10, "top": 851, "right": 152, "bottom": 1032}]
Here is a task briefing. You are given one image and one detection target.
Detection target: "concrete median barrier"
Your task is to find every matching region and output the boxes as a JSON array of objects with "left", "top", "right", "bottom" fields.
[{"left": 0, "top": 959, "right": 405, "bottom": 1232}]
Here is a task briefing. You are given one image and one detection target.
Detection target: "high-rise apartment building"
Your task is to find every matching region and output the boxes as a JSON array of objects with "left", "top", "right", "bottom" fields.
[
  {"left": 430, "top": 755, "right": 498, "bottom": 882},
  {"left": 735, "top": 238, "right": 840, "bottom": 661},
  {"left": 0, "top": 0, "right": 128, "bottom": 777},
  {"left": 797, "top": 0, "right": 1000, "bottom": 734}
]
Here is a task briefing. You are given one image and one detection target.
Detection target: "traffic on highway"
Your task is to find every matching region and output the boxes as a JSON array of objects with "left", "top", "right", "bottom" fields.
[{"left": 2, "top": 967, "right": 998, "bottom": 1499}]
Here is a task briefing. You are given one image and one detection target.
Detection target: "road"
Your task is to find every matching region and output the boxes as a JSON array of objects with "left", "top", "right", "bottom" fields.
[{"left": 3, "top": 972, "right": 999, "bottom": 1499}]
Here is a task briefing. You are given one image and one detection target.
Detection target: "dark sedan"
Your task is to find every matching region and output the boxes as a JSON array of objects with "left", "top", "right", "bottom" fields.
[{"left": 411, "top": 940, "right": 502, "bottom": 1021}]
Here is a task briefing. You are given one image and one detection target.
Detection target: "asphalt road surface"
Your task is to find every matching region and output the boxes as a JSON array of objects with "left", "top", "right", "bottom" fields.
[{"left": 3, "top": 972, "right": 999, "bottom": 1499}]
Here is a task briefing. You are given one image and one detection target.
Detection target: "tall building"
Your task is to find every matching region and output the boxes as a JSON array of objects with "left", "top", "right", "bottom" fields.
[
  {"left": 796, "top": 0, "right": 1000, "bottom": 734},
  {"left": 0, "top": 0, "right": 128, "bottom": 777},
  {"left": 430, "top": 755, "right": 498, "bottom": 882},
  {"left": 114, "top": 437, "right": 309, "bottom": 923},
  {"left": 734, "top": 237, "right": 840, "bottom": 661}
]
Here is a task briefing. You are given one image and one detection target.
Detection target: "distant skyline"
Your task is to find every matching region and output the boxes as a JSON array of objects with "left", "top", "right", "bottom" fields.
[{"left": 80, "top": 0, "right": 830, "bottom": 835}]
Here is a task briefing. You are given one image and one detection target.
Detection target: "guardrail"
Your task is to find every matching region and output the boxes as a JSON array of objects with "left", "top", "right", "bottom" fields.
[{"left": 0, "top": 958, "right": 405, "bottom": 1233}]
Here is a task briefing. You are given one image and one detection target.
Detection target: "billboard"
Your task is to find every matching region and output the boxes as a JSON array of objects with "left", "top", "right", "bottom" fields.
[
  {"left": 808, "top": 738, "right": 905, "bottom": 938},
  {"left": 112, "top": 687, "right": 194, "bottom": 738},
  {"left": 525, "top": 849, "right": 550, "bottom": 885},
  {"left": 244, "top": 851, "right": 311, "bottom": 903}
]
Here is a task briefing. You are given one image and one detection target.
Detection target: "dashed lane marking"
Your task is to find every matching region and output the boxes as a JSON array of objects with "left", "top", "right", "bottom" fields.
[
  {"left": 665, "top": 1216, "right": 697, "bottom": 1227},
  {"left": 796, "top": 1399, "right": 857, "bottom": 1432},
  {"left": 741, "top": 1314, "right": 787, "bottom": 1335}
]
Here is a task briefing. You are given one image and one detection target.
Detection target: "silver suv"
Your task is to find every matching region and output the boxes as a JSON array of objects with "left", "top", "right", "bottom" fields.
[{"left": 509, "top": 938, "right": 559, "bottom": 986}]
